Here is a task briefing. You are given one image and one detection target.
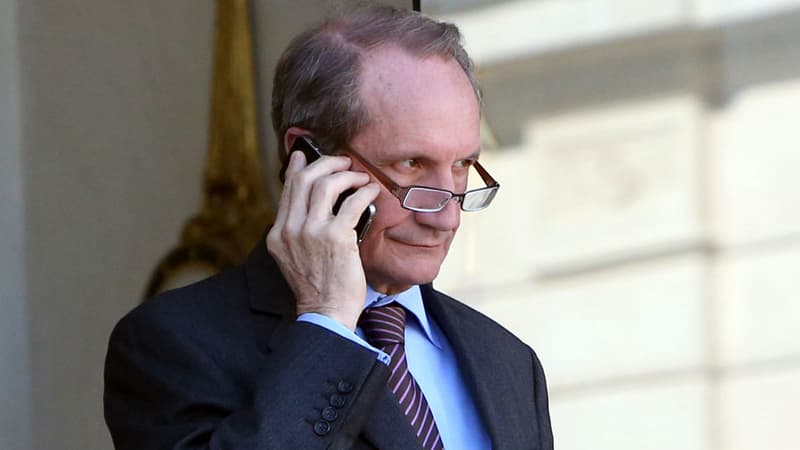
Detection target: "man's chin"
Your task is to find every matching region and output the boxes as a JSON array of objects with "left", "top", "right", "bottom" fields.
[
  {"left": 361, "top": 236, "right": 452, "bottom": 291},
  {"left": 364, "top": 257, "right": 444, "bottom": 293}
]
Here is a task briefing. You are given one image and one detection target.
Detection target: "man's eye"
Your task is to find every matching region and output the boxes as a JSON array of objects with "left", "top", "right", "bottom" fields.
[
  {"left": 397, "top": 159, "right": 421, "bottom": 170},
  {"left": 454, "top": 159, "right": 475, "bottom": 169}
]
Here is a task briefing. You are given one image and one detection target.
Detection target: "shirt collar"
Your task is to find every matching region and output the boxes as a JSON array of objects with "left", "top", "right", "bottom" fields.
[{"left": 364, "top": 285, "right": 442, "bottom": 349}]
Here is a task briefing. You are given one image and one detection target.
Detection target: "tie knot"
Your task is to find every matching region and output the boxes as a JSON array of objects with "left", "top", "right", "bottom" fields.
[{"left": 358, "top": 304, "right": 407, "bottom": 347}]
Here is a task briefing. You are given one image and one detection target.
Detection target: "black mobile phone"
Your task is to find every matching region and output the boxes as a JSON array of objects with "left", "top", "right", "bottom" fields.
[{"left": 291, "top": 136, "right": 376, "bottom": 243}]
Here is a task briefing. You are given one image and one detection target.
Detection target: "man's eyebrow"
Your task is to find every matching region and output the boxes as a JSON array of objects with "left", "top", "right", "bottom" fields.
[
  {"left": 378, "top": 147, "right": 482, "bottom": 162},
  {"left": 464, "top": 148, "right": 482, "bottom": 160},
  {"left": 452, "top": 148, "right": 481, "bottom": 163},
  {"left": 386, "top": 147, "right": 481, "bottom": 161}
]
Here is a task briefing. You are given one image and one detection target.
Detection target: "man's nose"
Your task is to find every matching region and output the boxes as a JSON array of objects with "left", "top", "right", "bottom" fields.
[
  {"left": 423, "top": 166, "right": 459, "bottom": 193},
  {"left": 414, "top": 196, "right": 461, "bottom": 231},
  {"left": 414, "top": 170, "right": 461, "bottom": 231}
]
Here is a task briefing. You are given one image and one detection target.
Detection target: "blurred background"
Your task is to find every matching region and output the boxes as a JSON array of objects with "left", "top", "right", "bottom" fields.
[
  {"left": 1, "top": 0, "right": 798, "bottom": 449},
  {"left": 428, "top": 1, "right": 800, "bottom": 449}
]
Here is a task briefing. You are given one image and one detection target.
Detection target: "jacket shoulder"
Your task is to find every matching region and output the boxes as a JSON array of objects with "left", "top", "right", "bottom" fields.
[
  {"left": 124, "top": 265, "right": 246, "bottom": 325},
  {"left": 424, "top": 285, "right": 536, "bottom": 358}
]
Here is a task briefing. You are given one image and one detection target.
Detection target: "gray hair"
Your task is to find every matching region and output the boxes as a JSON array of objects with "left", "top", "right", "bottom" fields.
[{"left": 271, "top": 5, "right": 481, "bottom": 180}]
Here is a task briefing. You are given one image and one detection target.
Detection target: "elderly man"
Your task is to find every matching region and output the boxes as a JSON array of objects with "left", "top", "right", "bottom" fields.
[{"left": 105, "top": 6, "right": 553, "bottom": 450}]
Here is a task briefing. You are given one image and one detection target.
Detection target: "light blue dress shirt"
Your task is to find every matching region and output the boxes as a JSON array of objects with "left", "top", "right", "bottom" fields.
[{"left": 298, "top": 285, "right": 492, "bottom": 449}]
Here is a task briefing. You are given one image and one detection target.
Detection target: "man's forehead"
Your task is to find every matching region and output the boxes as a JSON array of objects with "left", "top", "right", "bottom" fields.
[
  {"left": 359, "top": 46, "right": 465, "bottom": 100},
  {"left": 352, "top": 45, "right": 481, "bottom": 163},
  {"left": 358, "top": 50, "right": 477, "bottom": 116}
]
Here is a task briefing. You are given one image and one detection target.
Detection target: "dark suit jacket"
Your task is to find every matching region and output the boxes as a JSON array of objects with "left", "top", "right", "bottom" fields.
[{"left": 104, "top": 242, "right": 553, "bottom": 449}]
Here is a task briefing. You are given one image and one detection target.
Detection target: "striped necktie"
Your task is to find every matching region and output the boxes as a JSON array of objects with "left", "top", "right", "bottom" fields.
[{"left": 358, "top": 304, "right": 444, "bottom": 450}]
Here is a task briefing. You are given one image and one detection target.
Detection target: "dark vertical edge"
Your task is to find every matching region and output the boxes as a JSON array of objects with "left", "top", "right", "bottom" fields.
[{"left": 413, "top": 0, "right": 420, "bottom": 12}]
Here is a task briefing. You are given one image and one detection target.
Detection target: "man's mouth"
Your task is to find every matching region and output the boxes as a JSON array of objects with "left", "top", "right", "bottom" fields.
[{"left": 391, "top": 238, "right": 444, "bottom": 249}]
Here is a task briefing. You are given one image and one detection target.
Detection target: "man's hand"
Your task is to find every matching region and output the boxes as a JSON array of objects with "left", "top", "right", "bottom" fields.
[{"left": 267, "top": 150, "right": 380, "bottom": 331}]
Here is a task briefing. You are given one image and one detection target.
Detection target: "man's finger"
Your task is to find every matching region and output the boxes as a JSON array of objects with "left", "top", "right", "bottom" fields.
[
  {"left": 306, "top": 171, "right": 371, "bottom": 222},
  {"left": 271, "top": 151, "right": 305, "bottom": 234},
  {"left": 283, "top": 155, "right": 352, "bottom": 232},
  {"left": 330, "top": 182, "right": 380, "bottom": 228}
]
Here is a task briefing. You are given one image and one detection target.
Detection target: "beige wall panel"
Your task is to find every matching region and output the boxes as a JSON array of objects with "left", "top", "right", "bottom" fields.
[
  {"left": 524, "top": 96, "right": 704, "bottom": 273},
  {"left": 437, "top": 147, "right": 535, "bottom": 294},
  {"left": 719, "top": 368, "right": 800, "bottom": 450},
  {"left": 439, "top": 0, "right": 687, "bottom": 65},
  {"left": 550, "top": 376, "right": 710, "bottom": 450},
  {"left": 695, "top": 0, "right": 800, "bottom": 24},
  {"left": 717, "top": 242, "right": 800, "bottom": 366},
  {"left": 711, "top": 79, "right": 800, "bottom": 246},
  {"left": 474, "top": 254, "right": 708, "bottom": 388}
]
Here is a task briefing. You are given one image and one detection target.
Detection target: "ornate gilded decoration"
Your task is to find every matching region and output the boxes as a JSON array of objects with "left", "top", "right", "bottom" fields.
[{"left": 144, "top": 0, "right": 273, "bottom": 298}]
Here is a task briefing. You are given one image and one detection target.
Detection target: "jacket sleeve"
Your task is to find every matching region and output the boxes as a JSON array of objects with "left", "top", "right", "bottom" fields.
[{"left": 104, "top": 311, "right": 390, "bottom": 450}]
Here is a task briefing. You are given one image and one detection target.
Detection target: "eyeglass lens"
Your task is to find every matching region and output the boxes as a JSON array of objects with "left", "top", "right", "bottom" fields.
[
  {"left": 403, "top": 186, "right": 498, "bottom": 212},
  {"left": 461, "top": 187, "right": 498, "bottom": 211},
  {"left": 403, "top": 187, "right": 452, "bottom": 211}
]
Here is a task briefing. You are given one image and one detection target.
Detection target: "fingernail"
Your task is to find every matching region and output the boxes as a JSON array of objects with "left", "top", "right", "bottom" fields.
[{"left": 290, "top": 151, "right": 302, "bottom": 165}]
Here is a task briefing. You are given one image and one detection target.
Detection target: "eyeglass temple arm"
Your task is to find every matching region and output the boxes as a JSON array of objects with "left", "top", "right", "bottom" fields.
[
  {"left": 473, "top": 160, "right": 499, "bottom": 187},
  {"left": 344, "top": 148, "right": 409, "bottom": 197}
]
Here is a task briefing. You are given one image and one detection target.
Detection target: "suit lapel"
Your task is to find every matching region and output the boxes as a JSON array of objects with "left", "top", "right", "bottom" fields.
[{"left": 422, "top": 285, "right": 534, "bottom": 450}]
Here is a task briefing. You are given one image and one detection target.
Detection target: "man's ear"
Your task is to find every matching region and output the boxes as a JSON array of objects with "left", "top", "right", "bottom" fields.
[
  {"left": 279, "top": 127, "right": 312, "bottom": 184},
  {"left": 283, "top": 126, "right": 311, "bottom": 157}
]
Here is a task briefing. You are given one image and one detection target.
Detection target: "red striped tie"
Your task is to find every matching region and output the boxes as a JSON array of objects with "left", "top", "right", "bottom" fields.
[{"left": 358, "top": 304, "right": 444, "bottom": 450}]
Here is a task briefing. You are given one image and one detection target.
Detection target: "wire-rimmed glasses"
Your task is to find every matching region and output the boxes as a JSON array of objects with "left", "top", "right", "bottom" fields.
[{"left": 345, "top": 147, "right": 500, "bottom": 213}]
